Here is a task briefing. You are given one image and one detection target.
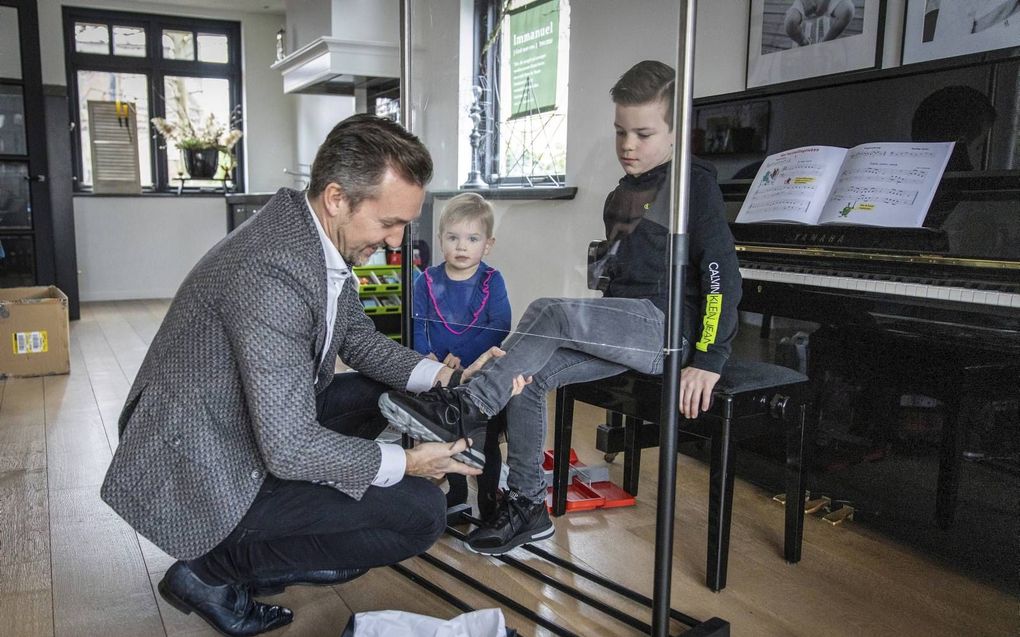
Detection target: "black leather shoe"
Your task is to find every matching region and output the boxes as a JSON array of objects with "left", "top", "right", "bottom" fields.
[
  {"left": 378, "top": 387, "right": 488, "bottom": 468},
  {"left": 158, "top": 562, "right": 293, "bottom": 637},
  {"left": 250, "top": 567, "right": 367, "bottom": 596}
]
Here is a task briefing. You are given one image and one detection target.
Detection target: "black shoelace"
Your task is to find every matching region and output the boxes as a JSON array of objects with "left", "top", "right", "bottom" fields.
[
  {"left": 428, "top": 386, "right": 470, "bottom": 443},
  {"left": 491, "top": 493, "right": 529, "bottom": 534}
]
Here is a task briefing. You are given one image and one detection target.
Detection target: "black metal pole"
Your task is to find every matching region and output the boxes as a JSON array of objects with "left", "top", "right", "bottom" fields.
[
  {"left": 652, "top": 1, "right": 698, "bottom": 636},
  {"left": 399, "top": 0, "right": 414, "bottom": 346}
]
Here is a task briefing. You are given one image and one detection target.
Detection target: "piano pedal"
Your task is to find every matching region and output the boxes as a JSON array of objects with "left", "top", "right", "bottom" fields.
[
  {"left": 823, "top": 505, "right": 854, "bottom": 526},
  {"left": 772, "top": 491, "right": 832, "bottom": 514}
]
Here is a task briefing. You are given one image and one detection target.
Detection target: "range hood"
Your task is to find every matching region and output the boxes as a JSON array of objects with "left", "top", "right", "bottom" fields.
[{"left": 271, "top": 36, "right": 399, "bottom": 95}]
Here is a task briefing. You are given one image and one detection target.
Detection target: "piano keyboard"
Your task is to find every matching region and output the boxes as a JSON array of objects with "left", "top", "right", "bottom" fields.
[{"left": 740, "top": 267, "right": 1020, "bottom": 309}]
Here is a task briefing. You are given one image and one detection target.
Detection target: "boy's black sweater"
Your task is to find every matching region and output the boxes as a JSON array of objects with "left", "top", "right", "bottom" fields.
[{"left": 601, "top": 159, "right": 742, "bottom": 374}]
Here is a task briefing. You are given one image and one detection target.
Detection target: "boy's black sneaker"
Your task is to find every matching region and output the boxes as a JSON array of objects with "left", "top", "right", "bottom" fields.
[
  {"left": 465, "top": 489, "right": 554, "bottom": 555},
  {"left": 378, "top": 386, "right": 488, "bottom": 468}
]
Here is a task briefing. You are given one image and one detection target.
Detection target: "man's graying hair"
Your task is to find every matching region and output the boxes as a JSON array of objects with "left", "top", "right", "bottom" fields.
[
  {"left": 308, "top": 113, "right": 433, "bottom": 209},
  {"left": 610, "top": 60, "right": 676, "bottom": 127}
]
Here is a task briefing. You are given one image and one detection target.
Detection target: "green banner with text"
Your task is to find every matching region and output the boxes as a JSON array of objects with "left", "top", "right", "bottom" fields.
[{"left": 508, "top": 0, "right": 559, "bottom": 119}]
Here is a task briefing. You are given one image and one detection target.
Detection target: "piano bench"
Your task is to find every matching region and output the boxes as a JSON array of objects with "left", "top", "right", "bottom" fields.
[{"left": 551, "top": 360, "right": 811, "bottom": 592}]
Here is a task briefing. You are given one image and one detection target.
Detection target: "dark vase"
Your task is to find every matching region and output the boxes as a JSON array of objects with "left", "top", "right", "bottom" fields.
[{"left": 183, "top": 148, "right": 220, "bottom": 179}]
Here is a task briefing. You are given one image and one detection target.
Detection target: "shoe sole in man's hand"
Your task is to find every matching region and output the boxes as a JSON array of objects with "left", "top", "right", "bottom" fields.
[{"left": 378, "top": 393, "right": 486, "bottom": 469}]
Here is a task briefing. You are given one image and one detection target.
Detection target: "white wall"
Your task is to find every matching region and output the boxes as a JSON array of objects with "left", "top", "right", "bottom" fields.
[
  {"left": 35, "top": 0, "right": 297, "bottom": 301},
  {"left": 294, "top": 93, "right": 357, "bottom": 185},
  {"left": 73, "top": 196, "right": 226, "bottom": 301}
]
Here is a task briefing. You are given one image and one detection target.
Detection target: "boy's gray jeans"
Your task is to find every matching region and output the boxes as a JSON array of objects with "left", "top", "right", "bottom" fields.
[{"left": 465, "top": 297, "right": 690, "bottom": 503}]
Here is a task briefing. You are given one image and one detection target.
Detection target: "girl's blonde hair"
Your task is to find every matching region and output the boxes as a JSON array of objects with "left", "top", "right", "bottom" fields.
[{"left": 439, "top": 192, "right": 494, "bottom": 238}]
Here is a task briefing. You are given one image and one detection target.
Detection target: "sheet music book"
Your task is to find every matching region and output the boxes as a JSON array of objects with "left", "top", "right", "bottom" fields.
[{"left": 735, "top": 142, "right": 954, "bottom": 227}]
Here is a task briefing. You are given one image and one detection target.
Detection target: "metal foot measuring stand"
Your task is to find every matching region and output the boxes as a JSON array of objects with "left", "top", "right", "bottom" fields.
[{"left": 394, "top": 1, "right": 728, "bottom": 634}]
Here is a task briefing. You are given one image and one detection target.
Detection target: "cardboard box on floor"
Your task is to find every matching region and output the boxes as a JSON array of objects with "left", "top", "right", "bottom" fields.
[{"left": 0, "top": 286, "right": 70, "bottom": 378}]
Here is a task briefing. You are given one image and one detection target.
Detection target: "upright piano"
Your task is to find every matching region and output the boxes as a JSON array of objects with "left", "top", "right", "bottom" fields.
[{"left": 722, "top": 172, "right": 1019, "bottom": 529}]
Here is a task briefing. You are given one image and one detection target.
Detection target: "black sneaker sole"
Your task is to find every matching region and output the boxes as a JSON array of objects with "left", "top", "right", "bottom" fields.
[
  {"left": 464, "top": 521, "right": 555, "bottom": 555},
  {"left": 378, "top": 393, "right": 486, "bottom": 469}
]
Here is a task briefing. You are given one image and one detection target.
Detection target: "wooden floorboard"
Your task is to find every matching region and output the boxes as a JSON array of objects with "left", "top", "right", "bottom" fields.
[
  {"left": 0, "top": 378, "right": 53, "bottom": 637},
  {"left": 0, "top": 300, "right": 1015, "bottom": 637},
  {"left": 45, "top": 320, "right": 165, "bottom": 637}
]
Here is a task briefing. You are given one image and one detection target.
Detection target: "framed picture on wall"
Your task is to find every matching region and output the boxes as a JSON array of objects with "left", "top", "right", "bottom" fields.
[
  {"left": 746, "top": 0, "right": 885, "bottom": 88},
  {"left": 902, "top": 0, "right": 1020, "bottom": 65}
]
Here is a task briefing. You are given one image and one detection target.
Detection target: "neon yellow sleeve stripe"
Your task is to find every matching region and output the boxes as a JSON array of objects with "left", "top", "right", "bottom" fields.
[{"left": 695, "top": 294, "right": 722, "bottom": 352}]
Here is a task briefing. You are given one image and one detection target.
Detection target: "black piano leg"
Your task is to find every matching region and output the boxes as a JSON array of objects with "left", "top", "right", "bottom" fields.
[
  {"left": 936, "top": 391, "right": 962, "bottom": 530},
  {"left": 623, "top": 415, "right": 641, "bottom": 496},
  {"left": 707, "top": 416, "right": 735, "bottom": 592},
  {"left": 784, "top": 403, "right": 807, "bottom": 564},
  {"left": 760, "top": 313, "right": 772, "bottom": 340}
]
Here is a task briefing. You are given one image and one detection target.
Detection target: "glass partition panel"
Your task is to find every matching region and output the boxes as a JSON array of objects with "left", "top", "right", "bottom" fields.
[{"left": 406, "top": 1, "right": 711, "bottom": 441}]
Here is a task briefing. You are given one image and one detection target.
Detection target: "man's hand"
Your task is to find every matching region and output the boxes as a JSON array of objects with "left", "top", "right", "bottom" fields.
[
  {"left": 679, "top": 367, "right": 721, "bottom": 419},
  {"left": 433, "top": 365, "right": 455, "bottom": 387},
  {"left": 442, "top": 353, "right": 462, "bottom": 370},
  {"left": 404, "top": 439, "right": 483, "bottom": 479}
]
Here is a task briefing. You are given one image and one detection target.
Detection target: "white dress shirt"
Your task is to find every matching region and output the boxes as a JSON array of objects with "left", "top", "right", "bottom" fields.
[{"left": 306, "top": 196, "right": 445, "bottom": 486}]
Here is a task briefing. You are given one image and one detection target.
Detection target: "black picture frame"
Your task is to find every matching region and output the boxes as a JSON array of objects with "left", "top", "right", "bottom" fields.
[{"left": 746, "top": 0, "right": 886, "bottom": 89}]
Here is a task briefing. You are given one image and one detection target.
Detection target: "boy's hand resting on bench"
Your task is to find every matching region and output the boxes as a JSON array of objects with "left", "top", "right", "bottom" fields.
[{"left": 679, "top": 367, "right": 721, "bottom": 419}]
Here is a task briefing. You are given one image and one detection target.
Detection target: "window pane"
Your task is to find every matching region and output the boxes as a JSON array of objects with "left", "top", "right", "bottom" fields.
[
  {"left": 0, "top": 235, "right": 35, "bottom": 287},
  {"left": 0, "top": 161, "right": 31, "bottom": 229},
  {"left": 0, "top": 85, "right": 27, "bottom": 155},
  {"left": 0, "top": 7, "right": 22, "bottom": 79},
  {"left": 163, "top": 76, "right": 232, "bottom": 185},
  {"left": 75, "top": 22, "right": 110, "bottom": 55},
  {"left": 496, "top": 0, "right": 570, "bottom": 182},
  {"left": 76, "top": 71, "right": 152, "bottom": 187},
  {"left": 113, "top": 25, "right": 146, "bottom": 57},
  {"left": 162, "top": 29, "right": 194, "bottom": 60},
  {"left": 197, "top": 33, "right": 229, "bottom": 63}
]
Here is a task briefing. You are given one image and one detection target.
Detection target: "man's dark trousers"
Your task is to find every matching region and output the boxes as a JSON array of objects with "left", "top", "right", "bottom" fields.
[{"left": 188, "top": 373, "right": 447, "bottom": 585}]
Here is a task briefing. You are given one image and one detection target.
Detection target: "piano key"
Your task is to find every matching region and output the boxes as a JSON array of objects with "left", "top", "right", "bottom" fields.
[{"left": 739, "top": 267, "right": 1019, "bottom": 308}]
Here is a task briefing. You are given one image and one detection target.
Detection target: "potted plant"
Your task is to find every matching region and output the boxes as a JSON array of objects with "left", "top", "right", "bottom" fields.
[{"left": 151, "top": 109, "right": 243, "bottom": 180}]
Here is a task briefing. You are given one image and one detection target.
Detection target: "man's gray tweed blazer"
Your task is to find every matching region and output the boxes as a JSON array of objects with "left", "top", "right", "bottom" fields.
[{"left": 100, "top": 188, "right": 423, "bottom": 559}]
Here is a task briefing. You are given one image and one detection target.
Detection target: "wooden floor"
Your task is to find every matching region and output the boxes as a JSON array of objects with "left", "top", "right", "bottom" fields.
[{"left": 1, "top": 300, "right": 1015, "bottom": 637}]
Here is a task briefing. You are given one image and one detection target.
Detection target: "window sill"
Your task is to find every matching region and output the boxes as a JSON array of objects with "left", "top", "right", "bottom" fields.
[
  {"left": 429, "top": 186, "right": 577, "bottom": 201},
  {"left": 73, "top": 191, "right": 233, "bottom": 198}
]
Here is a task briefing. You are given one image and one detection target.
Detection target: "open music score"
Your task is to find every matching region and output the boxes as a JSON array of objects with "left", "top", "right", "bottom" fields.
[{"left": 735, "top": 142, "right": 954, "bottom": 228}]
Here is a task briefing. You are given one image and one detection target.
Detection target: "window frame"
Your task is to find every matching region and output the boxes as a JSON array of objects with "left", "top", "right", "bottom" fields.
[
  {"left": 62, "top": 7, "right": 243, "bottom": 194},
  {"left": 473, "top": 0, "right": 568, "bottom": 188}
]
